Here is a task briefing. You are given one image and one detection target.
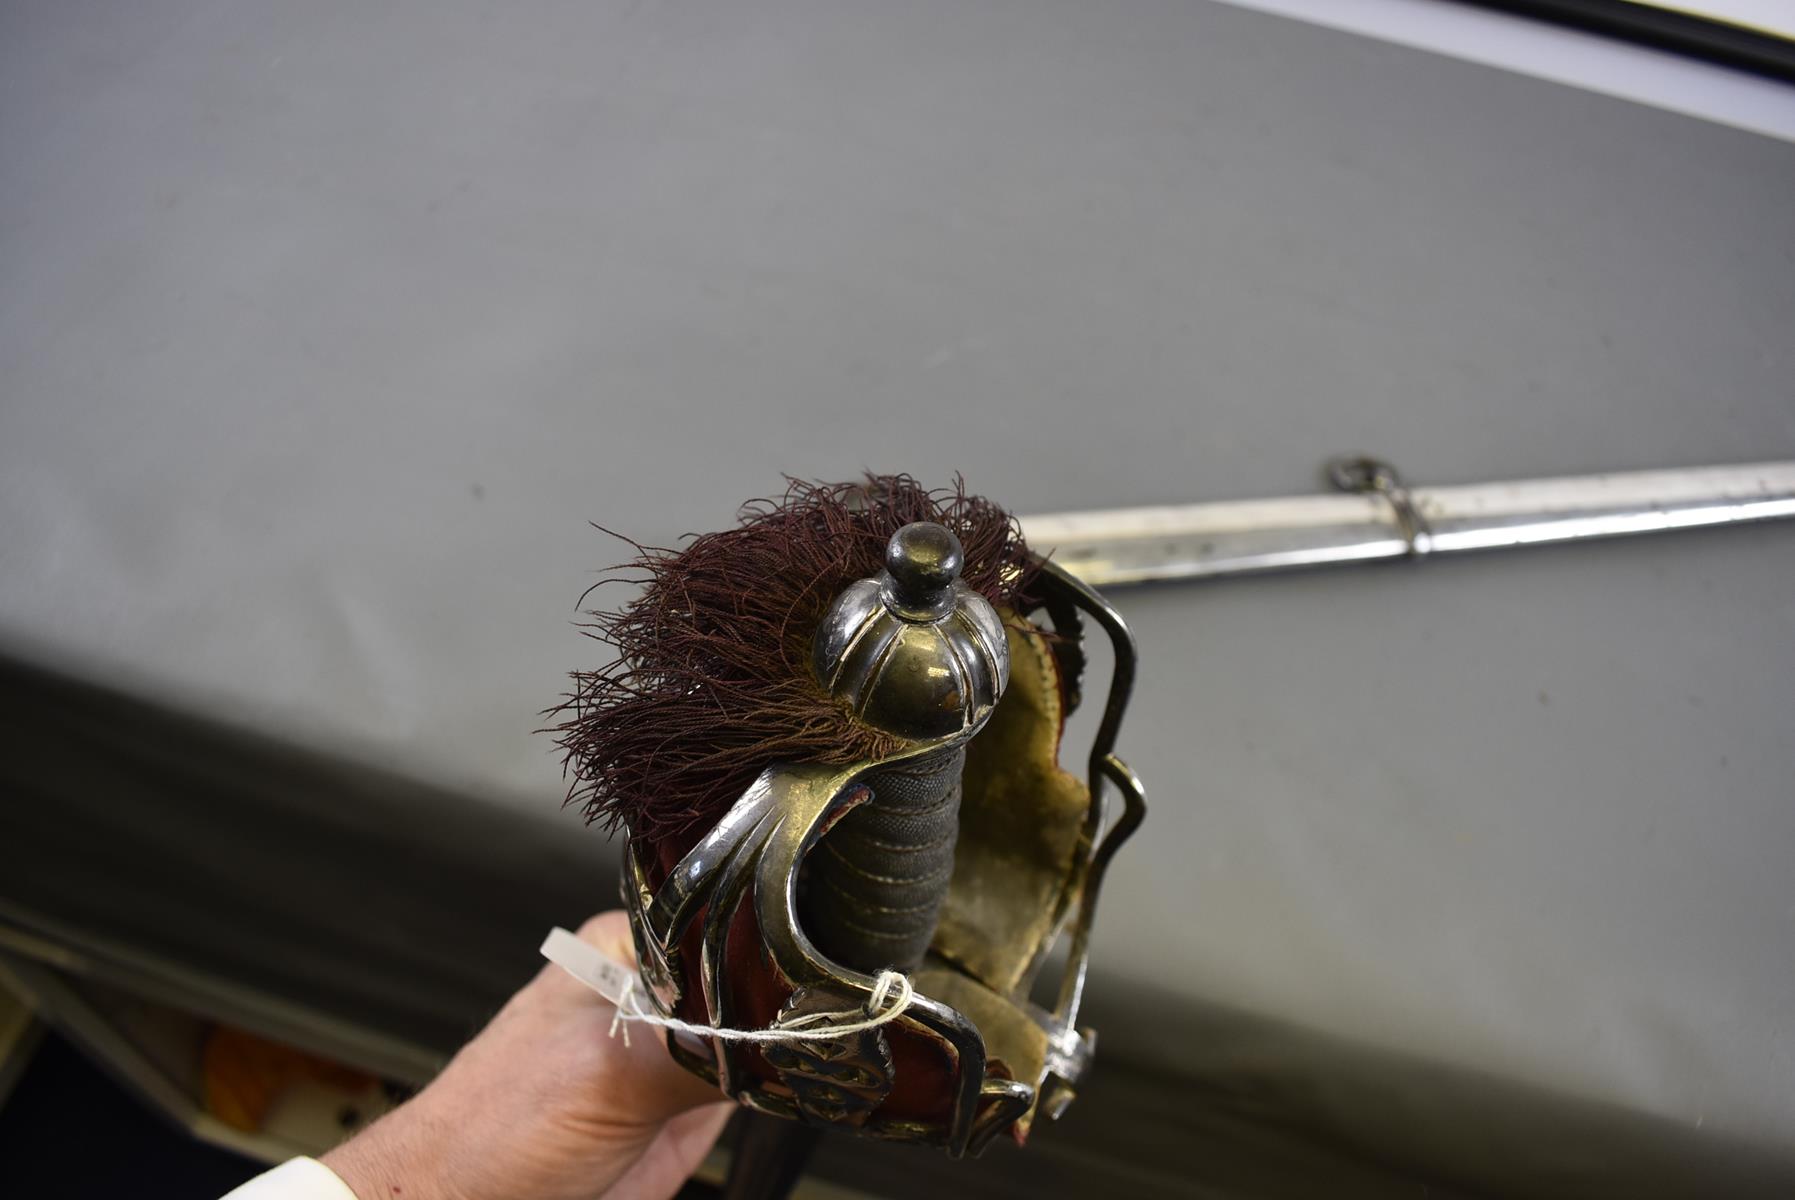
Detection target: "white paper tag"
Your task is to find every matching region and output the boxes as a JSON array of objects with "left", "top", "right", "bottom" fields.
[
  {"left": 539, "top": 925, "right": 917, "bottom": 1049},
  {"left": 540, "top": 926, "right": 638, "bottom": 1006}
]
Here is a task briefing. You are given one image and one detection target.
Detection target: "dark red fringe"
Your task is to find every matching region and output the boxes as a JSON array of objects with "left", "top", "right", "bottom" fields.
[{"left": 545, "top": 475, "right": 1036, "bottom": 848}]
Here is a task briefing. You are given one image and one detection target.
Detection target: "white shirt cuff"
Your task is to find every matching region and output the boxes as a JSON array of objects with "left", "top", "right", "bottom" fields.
[{"left": 221, "top": 1156, "right": 360, "bottom": 1200}]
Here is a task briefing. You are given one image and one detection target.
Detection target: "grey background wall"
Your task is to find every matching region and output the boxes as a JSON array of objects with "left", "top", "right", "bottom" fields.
[{"left": 3, "top": 0, "right": 1793, "bottom": 1156}]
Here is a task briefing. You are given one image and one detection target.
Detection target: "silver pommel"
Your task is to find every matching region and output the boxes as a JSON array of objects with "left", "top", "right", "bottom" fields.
[{"left": 812, "top": 522, "right": 1011, "bottom": 741}]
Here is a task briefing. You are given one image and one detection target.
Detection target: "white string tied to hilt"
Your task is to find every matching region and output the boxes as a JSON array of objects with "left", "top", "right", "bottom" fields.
[{"left": 541, "top": 926, "right": 914, "bottom": 1049}]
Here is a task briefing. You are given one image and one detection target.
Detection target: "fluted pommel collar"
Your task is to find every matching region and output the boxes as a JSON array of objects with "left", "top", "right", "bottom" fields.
[{"left": 812, "top": 522, "right": 1010, "bottom": 740}]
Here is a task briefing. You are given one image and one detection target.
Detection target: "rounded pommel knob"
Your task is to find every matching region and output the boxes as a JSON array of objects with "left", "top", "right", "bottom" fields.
[
  {"left": 882, "top": 522, "right": 962, "bottom": 619},
  {"left": 812, "top": 522, "right": 1010, "bottom": 741}
]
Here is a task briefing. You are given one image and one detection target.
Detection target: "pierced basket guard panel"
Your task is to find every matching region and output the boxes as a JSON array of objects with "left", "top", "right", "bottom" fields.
[{"left": 621, "top": 560, "right": 1146, "bottom": 1156}]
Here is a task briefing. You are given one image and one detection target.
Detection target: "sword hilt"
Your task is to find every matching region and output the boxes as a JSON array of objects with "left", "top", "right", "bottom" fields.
[
  {"left": 804, "top": 747, "right": 964, "bottom": 972},
  {"left": 804, "top": 522, "right": 1009, "bottom": 972}
]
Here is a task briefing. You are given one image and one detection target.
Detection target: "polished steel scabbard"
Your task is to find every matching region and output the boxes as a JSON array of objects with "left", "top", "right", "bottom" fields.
[{"left": 1021, "top": 460, "right": 1795, "bottom": 587}]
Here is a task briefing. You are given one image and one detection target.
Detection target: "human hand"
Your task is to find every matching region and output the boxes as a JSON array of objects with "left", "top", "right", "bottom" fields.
[{"left": 322, "top": 911, "right": 732, "bottom": 1200}]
